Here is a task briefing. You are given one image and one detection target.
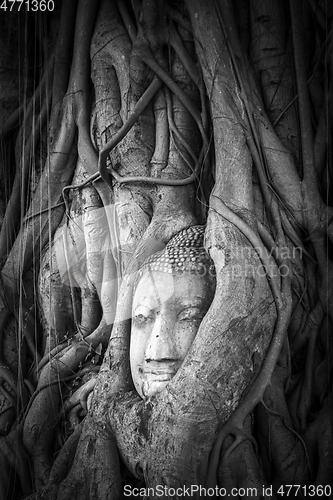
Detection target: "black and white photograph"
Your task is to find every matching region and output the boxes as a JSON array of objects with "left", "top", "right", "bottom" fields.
[{"left": 0, "top": 1, "right": 332, "bottom": 498}]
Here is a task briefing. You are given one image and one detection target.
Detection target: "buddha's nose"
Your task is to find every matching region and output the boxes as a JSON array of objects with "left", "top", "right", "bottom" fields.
[{"left": 145, "top": 314, "right": 177, "bottom": 362}]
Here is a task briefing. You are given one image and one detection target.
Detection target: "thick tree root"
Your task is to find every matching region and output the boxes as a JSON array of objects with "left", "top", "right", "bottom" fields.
[{"left": 206, "top": 195, "right": 292, "bottom": 487}]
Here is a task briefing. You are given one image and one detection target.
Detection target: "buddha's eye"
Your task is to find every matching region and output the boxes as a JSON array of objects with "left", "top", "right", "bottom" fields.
[
  {"left": 133, "top": 305, "right": 154, "bottom": 327},
  {"left": 178, "top": 307, "right": 204, "bottom": 323}
]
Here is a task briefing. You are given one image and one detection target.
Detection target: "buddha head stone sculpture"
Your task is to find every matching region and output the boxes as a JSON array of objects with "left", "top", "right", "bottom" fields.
[{"left": 130, "top": 226, "right": 216, "bottom": 398}]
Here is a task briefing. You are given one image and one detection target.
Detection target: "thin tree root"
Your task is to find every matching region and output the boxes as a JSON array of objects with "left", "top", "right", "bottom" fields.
[
  {"left": 166, "top": 4, "right": 193, "bottom": 34},
  {"left": 0, "top": 383, "right": 16, "bottom": 410},
  {"left": 67, "top": 404, "right": 84, "bottom": 429},
  {"left": 165, "top": 87, "right": 201, "bottom": 174},
  {"left": 221, "top": 427, "right": 258, "bottom": 464},
  {"left": 150, "top": 89, "right": 169, "bottom": 172},
  {"left": 47, "top": 422, "right": 84, "bottom": 487},
  {"left": 62, "top": 377, "right": 96, "bottom": 415},
  {"left": 141, "top": 50, "right": 209, "bottom": 149},
  {"left": 0, "top": 365, "right": 17, "bottom": 395},
  {"left": 169, "top": 22, "right": 200, "bottom": 86},
  {"left": 36, "top": 340, "right": 72, "bottom": 374},
  {"left": 23, "top": 366, "right": 100, "bottom": 424},
  {"left": 62, "top": 172, "right": 100, "bottom": 217},
  {"left": 23, "top": 201, "right": 66, "bottom": 223},
  {"left": 115, "top": 0, "right": 137, "bottom": 43},
  {"left": 110, "top": 167, "right": 198, "bottom": 187},
  {"left": 298, "top": 317, "right": 322, "bottom": 431},
  {"left": 70, "top": 0, "right": 100, "bottom": 180},
  {"left": 259, "top": 398, "right": 312, "bottom": 475}
]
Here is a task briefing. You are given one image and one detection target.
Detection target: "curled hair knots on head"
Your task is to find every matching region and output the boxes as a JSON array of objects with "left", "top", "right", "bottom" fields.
[{"left": 134, "top": 226, "right": 216, "bottom": 290}]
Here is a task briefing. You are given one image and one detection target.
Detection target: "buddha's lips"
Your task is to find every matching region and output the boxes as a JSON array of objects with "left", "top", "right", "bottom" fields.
[
  {"left": 142, "top": 361, "right": 179, "bottom": 375},
  {"left": 142, "top": 365, "right": 178, "bottom": 379},
  {"left": 144, "top": 369, "right": 176, "bottom": 376},
  {"left": 145, "top": 374, "right": 173, "bottom": 383}
]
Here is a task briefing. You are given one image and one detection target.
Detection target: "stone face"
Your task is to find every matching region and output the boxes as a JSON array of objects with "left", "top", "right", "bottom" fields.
[
  {"left": 130, "top": 225, "right": 216, "bottom": 398},
  {"left": 130, "top": 270, "right": 214, "bottom": 398}
]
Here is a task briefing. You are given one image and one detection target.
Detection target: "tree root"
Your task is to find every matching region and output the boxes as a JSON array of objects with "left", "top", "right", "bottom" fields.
[
  {"left": 304, "top": 401, "right": 333, "bottom": 485},
  {"left": 215, "top": 415, "right": 275, "bottom": 499},
  {"left": 32, "top": 422, "right": 84, "bottom": 499},
  {"left": 62, "top": 377, "right": 96, "bottom": 416},
  {"left": 49, "top": 0, "right": 77, "bottom": 139},
  {"left": 141, "top": 49, "right": 209, "bottom": 149},
  {"left": 22, "top": 320, "right": 109, "bottom": 488},
  {"left": 115, "top": 0, "right": 137, "bottom": 43},
  {"left": 150, "top": 89, "right": 169, "bottom": 173},
  {"left": 211, "top": 196, "right": 283, "bottom": 308},
  {"left": 97, "top": 36, "right": 209, "bottom": 190},
  {"left": 0, "top": 364, "right": 17, "bottom": 395},
  {"left": 70, "top": 0, "right": 100, "bottom": 179},
  {"left": 62, "top": 173, "right": 100, "bottom": 217},
  {"left": 206, "top": 195, "right": 292, "bottom": 487},
  {"left": 98, "top": 76, "right": 163, "bottom": 188},
  {"left": 165, "top": 87, "right": 201, "bottom": 176}
]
